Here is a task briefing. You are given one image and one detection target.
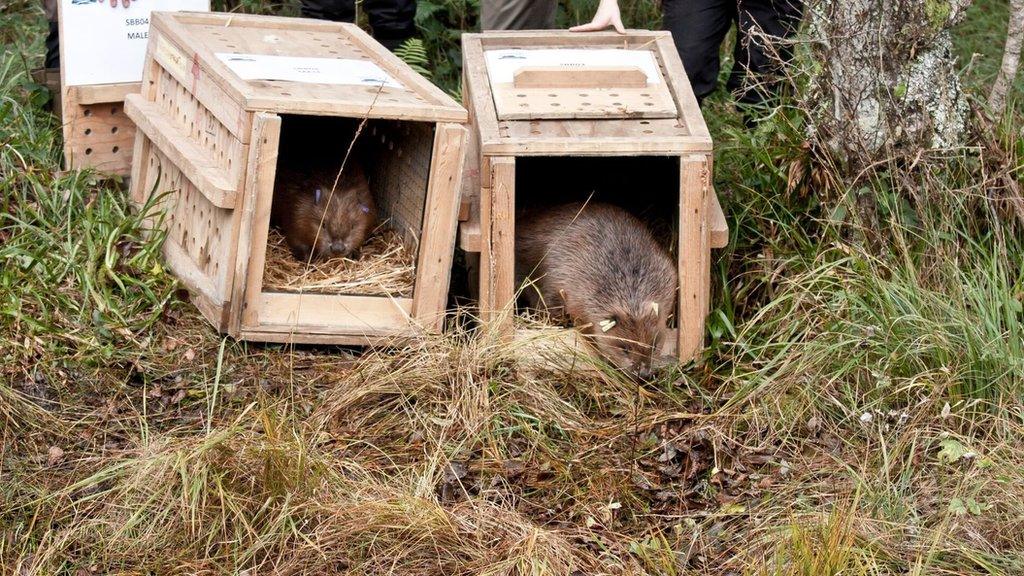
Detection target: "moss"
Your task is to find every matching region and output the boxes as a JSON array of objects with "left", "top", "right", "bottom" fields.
[{"left": 925, "top": 0, "right": 953, "bottom": 31}]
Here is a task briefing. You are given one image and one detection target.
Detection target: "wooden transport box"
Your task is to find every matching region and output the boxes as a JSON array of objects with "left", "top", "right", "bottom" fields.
[
  {"left": 459, "top": 30, "right": 728, "bottom": 363},
  {"left": 127, "top": 12, "right": 468, "bottom": 345}
]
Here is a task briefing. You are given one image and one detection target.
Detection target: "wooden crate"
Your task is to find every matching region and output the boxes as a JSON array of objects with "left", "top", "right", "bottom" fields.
[
  {"left": 54, "top": 2, "right": 140, "bottom": 176},
  {"left": 459, "top": 30, "right": 728, "bottom": 363},
  {"left": 127, "top": 12, "right": 468, "bottom": 345}
]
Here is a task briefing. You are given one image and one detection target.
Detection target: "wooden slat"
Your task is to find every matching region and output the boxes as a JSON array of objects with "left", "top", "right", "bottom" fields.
[
  {"left": 67, "top": 82, "right": 139, "bottom": 105},
  {"left": 512, "top": 66, "right": 648, "bottom": 89},
  {"left": 678, "top": 154, "right": 711, "bottom": 362},
  {"left": 492, "top": 84, "right": 677, "bottom": 121},
  {"left": 233, "top": 112, "right": 281, "bottom": 334},
  {"left": 458, "top": 219, "right": 481, "bottom": 252},
  {"left": 483, "top": 157, "right": 515, "bottom": 335},
  {"left": 476, "top": 29, "right": 669, "bottom": 49},
  {"left": 124, "top": 94, "right": 238, "bottom": 208},
  {"left": 412, "top": 123, "right": 468, "bottom": 331},
  {"left": 239, "top": 330, "right": 418, "bottom": 346},
  {"left": 460, "top": 72, "right": 482, "bottom": 221},
  {"left": 656, "top": 36, "right": 710, "bottom": 141},
  {"left": 462, "top": 35, "right": 503, "bottom": 146},
  {"left": 256, "top": 293, "right": 414, "bottom": 331},
  {"left": 163, "top": 239, "right": 229, "bottom": 331},
  {"left": 481, "top": 136, "right": 711, "bottom": 156},
  {"left": 709, "top": 187, "right": 728, "bottom": 249}
]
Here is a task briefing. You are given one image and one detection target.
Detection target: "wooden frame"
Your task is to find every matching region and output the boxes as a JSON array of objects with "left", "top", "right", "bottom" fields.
[
  {"left": 127, "top": 12, "right": 468, "bottom": 345},
  {"left": 459, "top": 30, "right": 728, "bottom": 363}
]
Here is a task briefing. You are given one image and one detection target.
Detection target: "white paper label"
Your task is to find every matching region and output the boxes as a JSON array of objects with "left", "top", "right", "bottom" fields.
[
  {"left": 485, "top": 48, "right": 663, "bottom": 86},
  {"left": 215, "top": 53, "right": 404, "bottom": 89},
  {"left": 61, "top": 0, "right": 209, "bottom": 86}
]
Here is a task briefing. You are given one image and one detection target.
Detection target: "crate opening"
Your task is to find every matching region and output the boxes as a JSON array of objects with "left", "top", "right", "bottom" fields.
[
  {"left": 513, "top": 155, "right": 680, "bottom": 329},
  {"left": 260, "top": 114, "right": 436, "bottom": 298}
]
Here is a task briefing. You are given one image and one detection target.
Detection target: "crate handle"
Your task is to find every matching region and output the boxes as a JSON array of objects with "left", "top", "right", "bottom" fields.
[
  {"left": 512, "top": 66, "right": 648, "bottom": 89},
  {"left": 124, "top": 94, "right": 238, "bottom": 209}
]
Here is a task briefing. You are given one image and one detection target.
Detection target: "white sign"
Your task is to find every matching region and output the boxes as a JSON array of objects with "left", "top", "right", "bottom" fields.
[
  {"left": 215, "top": 53, "right": 404, "bottom": 89},
  {"left": 485, "top": 48, "right": 663, "bottom": 85},
  {"left": 61, "top": 0, "right": 209, "bottom": 86}
]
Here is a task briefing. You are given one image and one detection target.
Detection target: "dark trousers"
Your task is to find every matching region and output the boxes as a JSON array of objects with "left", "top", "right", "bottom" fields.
[
  {"left": 300, "top": 0, "right": 416, "bottom": 51},
  {"left": 662, "top": 0, "right": 802, "bottom": 106}
]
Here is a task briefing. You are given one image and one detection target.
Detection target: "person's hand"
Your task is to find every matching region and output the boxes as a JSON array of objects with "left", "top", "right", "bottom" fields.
[
  {"left": 570, "top": 0, "right": 625, "bottom": 34},
  {"left": 109, "top": 0, "right": 131, "bottom": 8}
]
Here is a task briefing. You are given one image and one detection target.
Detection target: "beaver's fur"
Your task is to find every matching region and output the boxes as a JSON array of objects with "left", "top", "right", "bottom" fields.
[
  {"left": 516, "top": 202, "right": 678, "bottom": 375},
  {"left": 271, "top": 163, "right": 377, "bottom": 262}
]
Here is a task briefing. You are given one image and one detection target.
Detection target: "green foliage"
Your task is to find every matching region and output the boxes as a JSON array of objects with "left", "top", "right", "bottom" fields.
[
  {"left": 0, "top": 55, "right": 177, "bottom": 370},
  {"left": 394, "top": 37, "right": 432, "bottom": 79}
]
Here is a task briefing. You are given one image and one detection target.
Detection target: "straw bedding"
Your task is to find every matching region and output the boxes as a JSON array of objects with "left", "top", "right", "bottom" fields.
[{"left": 262, "top": 225, "right": 415, "bottom": 297}]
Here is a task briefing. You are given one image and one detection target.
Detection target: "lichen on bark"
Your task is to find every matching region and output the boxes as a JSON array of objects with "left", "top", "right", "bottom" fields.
[{"left": 803, "top": 0, "right": 972, "bottom": 171}]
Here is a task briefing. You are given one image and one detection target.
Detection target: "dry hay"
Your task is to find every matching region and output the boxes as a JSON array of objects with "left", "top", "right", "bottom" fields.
[{"left": 262, "top": 225, "right": 415, "bottom": 297}]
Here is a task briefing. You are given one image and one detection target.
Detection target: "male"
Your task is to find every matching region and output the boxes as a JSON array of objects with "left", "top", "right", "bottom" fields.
[
  {"left": 572, "top": 0, "right": 803, "bottom": 107},
  {"left": 299, "top": 0, "right": 416, "bottom": 51}
]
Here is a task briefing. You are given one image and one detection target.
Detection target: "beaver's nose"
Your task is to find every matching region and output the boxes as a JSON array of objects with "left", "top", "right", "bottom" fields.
[{"left": 330, "top": 240, "right": 350, "bottom": 256}]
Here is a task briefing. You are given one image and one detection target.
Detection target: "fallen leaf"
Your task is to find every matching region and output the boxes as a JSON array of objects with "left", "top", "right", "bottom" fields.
[{"left": 47, "top": 446, "right": 64, "bottom": 467}]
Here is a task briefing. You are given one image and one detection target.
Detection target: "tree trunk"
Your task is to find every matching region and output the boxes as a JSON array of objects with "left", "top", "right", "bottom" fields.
[
  {"left": 989, "top": 0, "right": 1024, "bottom": 114},
  {"left": 804, "top": 0, "right": 972, "bottom": 173}
]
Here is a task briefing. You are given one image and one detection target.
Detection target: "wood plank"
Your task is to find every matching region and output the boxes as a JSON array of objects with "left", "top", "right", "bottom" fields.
[
  {"left": 656, "top": 36, "right": 710, "bottom": 141},
  {"left": 458, "top": 219, "right": 481, "bottom": 252},
  {"left": 492, "top": 84, "right": 677, "bottom": 121},
  {"left": 460, "top": 72, "right": 482, "bottom": 220},
  {"left": 124, "top": 95, "right": 238, "bottom": 209},
  {"left": 411, "top": 123, "right": 468, "bottom": 331},
  {"left": 475, "top": 30, "right": 669, "bottom": 49},
  {"left": 233, "top": 112, "right": 280, "bottom": 334},
  {"left": 129, "top": 133, "right": 152, "bottom": 206},
  {"left": 678, "top": 154, "right": 711, "bottom": 362},
  {"left": 163, "top": 239, "right": 227, "bottom": 334},
  {"left": 241, "top": 96, "right": 466, "bottom": 123},
  {"left": 256, "top": 292, "right": 414, "bottom": 331},
  {"left": 709, "top": 187, "right": 729, "bottom": 249},
  {"left": 462, "top": 35, "right": 502, "bottom": 146},
  {"left": 512, "top": 66, "right": 648, "bottom": 89},
  {"left": 238, "top": 329, "right": 419, "bottom": 346},
  {"left": 480, "top": 136, "right": 711, "bottom": 156},
  {"left": 67, "top": 82, "right": 139, "bottom": 105},
  {"left": 486, "top": 157, "right": 515, "bottom": 335}
]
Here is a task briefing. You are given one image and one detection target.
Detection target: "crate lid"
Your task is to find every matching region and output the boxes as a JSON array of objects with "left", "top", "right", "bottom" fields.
[
  {"left": 485, "top": 48, "right": 677, "bottom": 120},
  {"left": 463, "top": 31, "right": 712, "bottom": 156},
  {"left": 153, "top": 12, "right": 467, "bottom": 123}
]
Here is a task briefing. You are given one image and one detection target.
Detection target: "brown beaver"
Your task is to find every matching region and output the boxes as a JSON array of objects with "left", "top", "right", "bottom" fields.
[
  {"left": 271, "top": 163, "right": 377, "bottom": 262},
  {"left": 515, "top": 202, "right": 678, "bottom": 376}
]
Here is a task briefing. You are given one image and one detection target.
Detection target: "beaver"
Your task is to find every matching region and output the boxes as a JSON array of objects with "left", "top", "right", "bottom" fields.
[
  {"left": 515, "top": 202, "right": 678, "bottom": 376},
  {"left": 271, "top": 163, "right": 377, "bottom": 262}
]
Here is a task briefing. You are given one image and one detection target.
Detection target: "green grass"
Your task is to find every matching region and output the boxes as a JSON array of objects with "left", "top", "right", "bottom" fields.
[{"left": 2, "top": 2, "right": 1023, "bottom": 575}]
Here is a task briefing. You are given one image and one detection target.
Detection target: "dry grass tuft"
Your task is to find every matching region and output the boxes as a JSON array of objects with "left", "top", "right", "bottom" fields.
[{"left": 262, "top": 225, "right": 416, "bottom": 297}]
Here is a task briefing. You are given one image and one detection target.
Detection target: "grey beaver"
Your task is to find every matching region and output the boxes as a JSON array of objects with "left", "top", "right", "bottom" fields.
[
  {"left": 515, "top": 202, "right": 678, "bottom": 375},
  {"left": 271, "top": 163, "right": 377, "bottom": 262}
]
